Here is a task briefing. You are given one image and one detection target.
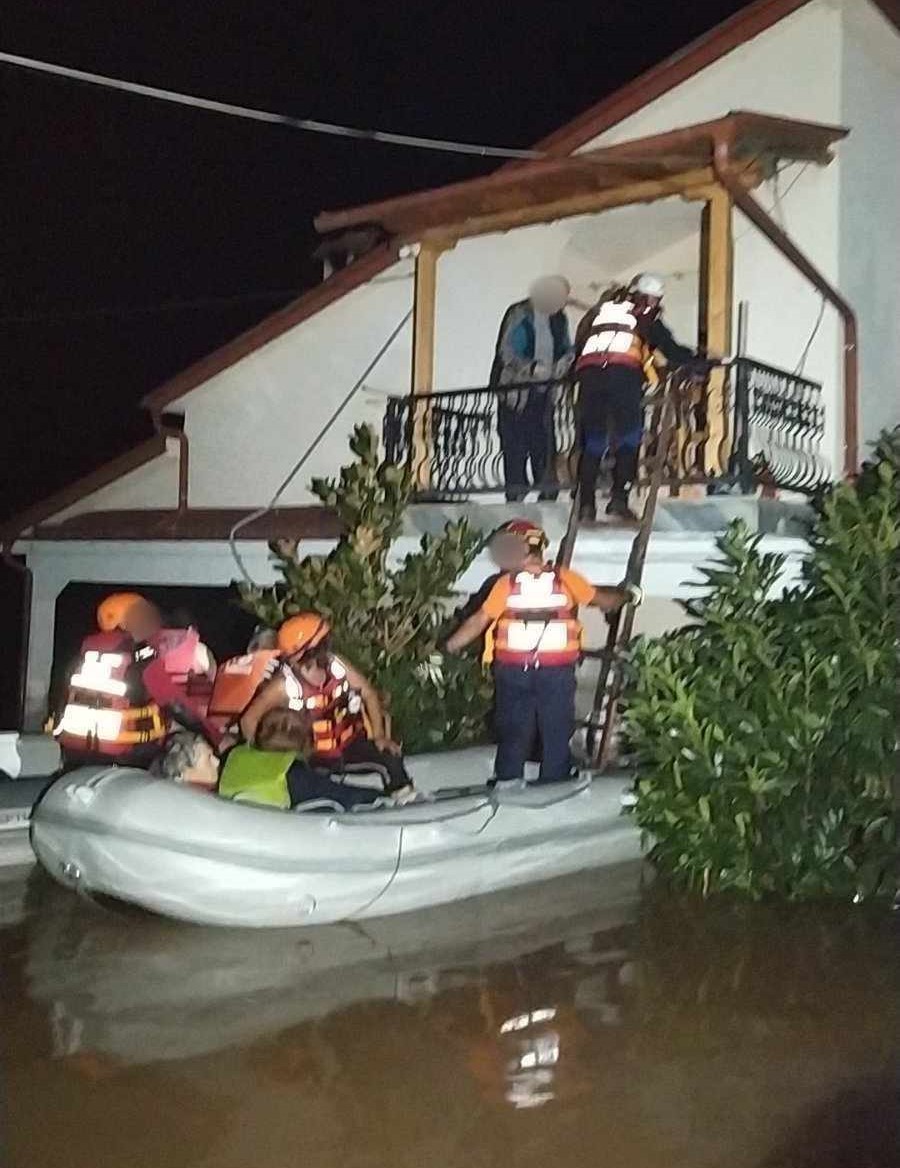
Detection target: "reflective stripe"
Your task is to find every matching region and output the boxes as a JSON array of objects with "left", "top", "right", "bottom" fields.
[
  {"left": 581, "top": 329, "right": 639, "bottom": 357},
  {"left": 69, "top": 673, "right": 128, "bottom": 697},
  {"left": 505, "top": 572, "right": 570, "bottom": 611},
  {"left": 69, "top": 650, "right": 129, "bottom": 697},
  {"left": 505, "top": 621, "right": 569, "bottom": 653},
  {"left": 56, "top": 705, "right": 124, "bottom": 742}
]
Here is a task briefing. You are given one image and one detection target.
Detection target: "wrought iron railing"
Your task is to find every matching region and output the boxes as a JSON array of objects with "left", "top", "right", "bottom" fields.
[
  {"left": 382, "top": 358, "right": 829, "bottom": 501},
  {"left": 731, "top": 358, "right": 829, "bottom": 494}
]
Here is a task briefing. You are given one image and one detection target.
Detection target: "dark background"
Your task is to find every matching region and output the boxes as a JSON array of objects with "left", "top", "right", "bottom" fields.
[{"left": 0, "top": 0, "right": 749, "bottom": 725}]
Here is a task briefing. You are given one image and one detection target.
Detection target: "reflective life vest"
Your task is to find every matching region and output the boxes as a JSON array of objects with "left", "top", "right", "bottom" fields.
[
  {"left": 283, "top": 655, "right": 365, "bottom": 759},
  {"left": 208, "top": 650, "right": 281, "bottom": 719},
  {"left": 576, "top": 298, "right": 648, "bottom": 372},
  {"left": 55, "top": 632, "right": 166, "bottom": 757},
  {"left": 493, "top": 570, "right": 582, "bottom": 667},
  {"left": 218, "top": 744, "right": 294, "bottom": 809}
]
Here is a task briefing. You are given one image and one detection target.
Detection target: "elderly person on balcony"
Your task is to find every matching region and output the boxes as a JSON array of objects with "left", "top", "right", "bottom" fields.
[{"left": 490, "top": 276, "right": 574, "bottom": 503}]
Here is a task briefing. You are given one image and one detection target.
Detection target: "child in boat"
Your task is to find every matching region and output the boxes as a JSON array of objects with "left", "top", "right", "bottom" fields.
[{"left": 220, "top": 708, "right": 409, "bottom": 811}]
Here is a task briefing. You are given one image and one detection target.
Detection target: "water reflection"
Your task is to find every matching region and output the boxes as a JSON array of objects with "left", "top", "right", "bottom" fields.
[{"left": 2, "top": 864, "right": 898, "bottom": 1168}]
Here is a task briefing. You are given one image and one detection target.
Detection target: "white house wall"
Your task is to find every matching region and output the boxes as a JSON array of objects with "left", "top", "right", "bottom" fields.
[
  {"left": 433, "top": 199, "right": 702, "bottom": 392},
  {"left": 580, "top": 0, "right": 846, "bottom": 473},
  {"left": 839, "top": 0, "right": 900, "bottom": 446},
  {"left": 169, "top": 261, "right": 416, "bottom": 507},
  {"left": 43, "top": 441, "right": 183, "bottom": 525}
]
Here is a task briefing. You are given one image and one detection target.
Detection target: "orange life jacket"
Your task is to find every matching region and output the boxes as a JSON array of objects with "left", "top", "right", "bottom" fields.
[
  {"left": 55, "top": 631, "right": 167, "bottom": 757},
  {"left": 576, "top": 298, "right": 648, "bottom": 373},
  {"left": 493, "top": 568, "right": 582, "bottom": 668},
  {"left": 283, "top": 655, "right": 365, "bottom": 759},
  {"left": 208, "top": 650, "right": 280, "bottom": 719}
]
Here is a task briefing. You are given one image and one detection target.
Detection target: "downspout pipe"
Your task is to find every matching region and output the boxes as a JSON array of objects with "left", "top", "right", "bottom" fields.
[
  {"left": 712, "top": 134, "right": 859, "bottom": 478},
  {"left": 150, "top": 410, "right": 189, "bottom": 513}
]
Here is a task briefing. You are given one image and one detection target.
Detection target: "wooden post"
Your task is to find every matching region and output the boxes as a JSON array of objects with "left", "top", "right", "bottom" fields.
[
  {"left": 699, "top": 187, "right": 734, "bottom": 478},
  {"left": 410, "top": 241, "right": 441, "bottom": 491}
]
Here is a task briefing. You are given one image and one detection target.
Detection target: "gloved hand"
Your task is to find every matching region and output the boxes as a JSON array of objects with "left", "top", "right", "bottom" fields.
[
  {"left": 682, "top": 356, "right": 715, "bottom": 381},
  {"left": 620, "top": 582, "right": 644, "bottom": 608}
]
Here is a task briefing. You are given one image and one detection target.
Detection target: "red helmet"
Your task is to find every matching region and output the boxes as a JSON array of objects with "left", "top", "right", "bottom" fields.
[
  {"left": 277, "top": 613, "right": 331, "bottom": 656},
  {"left": 497, "top": 519, "right": 548, "bottom": 550}
]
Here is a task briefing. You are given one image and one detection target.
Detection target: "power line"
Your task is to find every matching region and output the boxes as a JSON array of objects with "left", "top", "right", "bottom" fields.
[{"left": 0, "top": 50, "right": 542, "bottom": 160}]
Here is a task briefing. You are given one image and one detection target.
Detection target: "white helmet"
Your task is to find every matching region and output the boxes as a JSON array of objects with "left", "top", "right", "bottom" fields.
[{"left": 629, "top": 272, "right": 665, "bottom": 299}]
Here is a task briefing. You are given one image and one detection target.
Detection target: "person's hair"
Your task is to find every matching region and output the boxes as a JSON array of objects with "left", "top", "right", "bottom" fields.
[
  {"left": 150, "top": 730, "right": 207, "bottom": 779},
  {"left": 255, "top": 707, "right": 313, "bottom": 755},
  {"left": 247, "top": 625, "right": 278, "bottom": 651}
]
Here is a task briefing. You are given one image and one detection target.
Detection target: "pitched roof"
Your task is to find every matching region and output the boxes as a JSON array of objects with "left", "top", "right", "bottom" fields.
[
  {"left": 521, "top": 0, "right": 900, "bottom": 159},
  {"left": 315, "top": 112, "right": 846, "bottom": 240},
  {"left": 1, "top": 435, "right": 168, "bottom": 546}
]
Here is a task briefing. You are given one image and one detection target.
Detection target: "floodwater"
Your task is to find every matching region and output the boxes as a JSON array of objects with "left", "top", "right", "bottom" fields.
[{"left": 1, "top": 863, "right": 898, "bottom": 1168}]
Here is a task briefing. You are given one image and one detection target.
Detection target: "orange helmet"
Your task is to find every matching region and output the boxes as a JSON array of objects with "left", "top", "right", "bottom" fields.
[
  {"left": 96, "top": 592, "right": 147, "bottom": 632},
  {"left": 498, "top": 519, "right": 548, "bottom": 550},
  {"left": 277, "top": 613, "right": 331, "bottom": 656}
]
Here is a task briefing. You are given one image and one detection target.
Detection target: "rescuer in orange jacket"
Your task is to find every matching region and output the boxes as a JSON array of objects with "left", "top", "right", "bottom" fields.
[
  {"left": 445, "top": 521, "right": 638, "bottom": 784},
  {"left": 239, "top": 613, "right": 413, "bottom": 796},
  {"left": 55, "top": 592, "right": 224, "bottom": 767}
]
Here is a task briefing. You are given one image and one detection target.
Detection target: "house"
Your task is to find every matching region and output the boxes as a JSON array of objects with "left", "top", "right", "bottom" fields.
[{"left": 4, "top": 0, "right": 899, "bottom": 730}]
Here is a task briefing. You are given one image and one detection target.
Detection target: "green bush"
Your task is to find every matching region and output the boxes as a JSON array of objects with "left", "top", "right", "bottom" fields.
[
  {"left": 238, "top": 425, "right": 492, "bottom": 754},
  {"left": 625, "top": 430, "right": 900, "bottom": 901}
]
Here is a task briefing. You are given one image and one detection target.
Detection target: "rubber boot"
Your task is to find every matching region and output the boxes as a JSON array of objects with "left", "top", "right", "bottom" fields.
[
  {"left": 607, "top": 445, "right": 640, "bottom": 523},
  {"left": 605, "top": 491, "right": 640, "bottom": 523}
]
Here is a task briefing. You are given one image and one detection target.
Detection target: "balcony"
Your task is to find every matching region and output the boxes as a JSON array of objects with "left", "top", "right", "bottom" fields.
[{"left": 383, "top": 357, "right": 829, "bottom": 506}]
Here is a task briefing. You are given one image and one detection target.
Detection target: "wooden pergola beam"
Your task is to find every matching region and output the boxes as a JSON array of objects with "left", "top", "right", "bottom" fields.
[
  {"left": 410, "top": 241, "right": 445, "bottom": 489},
  {"left": 420, "top": 166, "right": 721, "bottom": 244}
]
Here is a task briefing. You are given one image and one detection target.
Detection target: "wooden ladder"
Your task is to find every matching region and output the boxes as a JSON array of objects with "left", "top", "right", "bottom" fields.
[{"left": 556, "top": 381, "right": 678, "bottom": 771}]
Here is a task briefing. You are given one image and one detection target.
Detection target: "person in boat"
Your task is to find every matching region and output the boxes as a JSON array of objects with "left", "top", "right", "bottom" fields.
[
  {"left": 573, "top": 273, "right": 706, "bottom": 523},
  {"left": 150, "top": 728, "right": 221, "bottom": 790},
  {"left": 55, "top": 592, "right": 225, "bottom": 768},
  {"left": 445, "top": 520, "right": 638, "bottom": 785},
  {"left": 220, "top": 707, "right": 402, "bottom": 811},
  {"left": 239, "top": 613, "right": 413, "bottom": 796}
]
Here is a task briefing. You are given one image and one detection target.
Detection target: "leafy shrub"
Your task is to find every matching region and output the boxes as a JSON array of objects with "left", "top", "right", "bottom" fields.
[
  {"left": 625, "top": 430, "right": 900, "bottom": 900},
  {"left": 239, "top": 425, "right": 492, "bottom": 754}
]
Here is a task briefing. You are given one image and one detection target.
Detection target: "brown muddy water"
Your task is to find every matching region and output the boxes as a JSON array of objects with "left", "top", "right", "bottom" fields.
[{"left": 1, "top": 862, "right": 898, "bottom": 1168}]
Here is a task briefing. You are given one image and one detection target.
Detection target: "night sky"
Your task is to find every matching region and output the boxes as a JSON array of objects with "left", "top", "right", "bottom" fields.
[{"left": 1, "top": 0, "right": 751, "bottom": 524}]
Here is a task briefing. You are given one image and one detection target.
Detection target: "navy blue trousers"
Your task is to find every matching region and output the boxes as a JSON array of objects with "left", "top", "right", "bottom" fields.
[
  {"left": 497, "top": 396, "right": 558, "bottom": 502},
  {"left": 493, "top": 662, "right": 576, "bottom": 783}
]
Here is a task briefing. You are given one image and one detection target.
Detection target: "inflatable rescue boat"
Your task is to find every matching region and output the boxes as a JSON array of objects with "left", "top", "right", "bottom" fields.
[{"left": 30, "top": 748, "right": 641, "bottom": 927}]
